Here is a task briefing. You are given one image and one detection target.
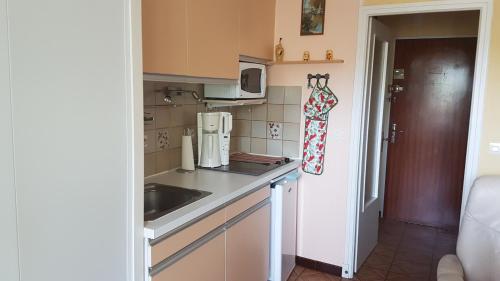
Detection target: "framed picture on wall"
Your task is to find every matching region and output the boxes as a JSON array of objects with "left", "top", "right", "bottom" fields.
[{"left": 301, "top": 0, "right": 326, "bottom": 35}]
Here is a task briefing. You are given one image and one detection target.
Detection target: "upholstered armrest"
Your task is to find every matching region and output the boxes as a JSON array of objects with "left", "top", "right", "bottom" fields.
[{"left": 437, "top": 255, "right": 464, "bottom": 281}]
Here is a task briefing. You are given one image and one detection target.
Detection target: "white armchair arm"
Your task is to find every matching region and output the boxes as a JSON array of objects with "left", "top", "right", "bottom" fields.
[{"left": 437, "top": 255, "right": 464, "bottom": 281}]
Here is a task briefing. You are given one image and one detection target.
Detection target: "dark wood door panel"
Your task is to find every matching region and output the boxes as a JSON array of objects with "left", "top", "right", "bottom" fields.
[{"left": 384, "top": 38, "right": 477, "bottom": 229}]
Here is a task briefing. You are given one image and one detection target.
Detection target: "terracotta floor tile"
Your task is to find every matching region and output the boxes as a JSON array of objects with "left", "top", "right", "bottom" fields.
[
  {"left": 355, "top": 266, "right": 387, "bottom": 281},
  {"left": 291, "top": 220, "right": 457, "bottom": 281},
  {"left": 294, "top": 265, "right": 306, "bottom": 276},
  {"left": 386, "top": 271, "right": 427, "bottom": 281},
  {"left": 288, "top": 270, "right": 300, "bottom": 281}
]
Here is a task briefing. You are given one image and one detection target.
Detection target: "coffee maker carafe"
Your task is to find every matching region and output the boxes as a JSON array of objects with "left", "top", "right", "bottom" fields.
[{"left": 197, "top": 112, "right": 232, "bottom": 168}]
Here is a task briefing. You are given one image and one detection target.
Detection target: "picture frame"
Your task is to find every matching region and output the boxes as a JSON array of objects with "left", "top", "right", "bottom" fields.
[{"left": 301, "top": 0, "right": 326, "bottom": 36}]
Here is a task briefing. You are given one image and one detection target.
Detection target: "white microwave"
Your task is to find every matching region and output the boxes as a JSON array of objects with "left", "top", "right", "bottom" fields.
[{"left": 204, "top": 62, "right": 267, "bottom": 100}]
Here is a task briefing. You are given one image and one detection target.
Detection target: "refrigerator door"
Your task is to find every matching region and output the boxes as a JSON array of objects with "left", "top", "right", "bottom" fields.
[
  {"left": 270, "top": 171, "right": 300, "bottom": 281},
  {"left": 281, "top": 176, "right": 298, "bottom": 281}
]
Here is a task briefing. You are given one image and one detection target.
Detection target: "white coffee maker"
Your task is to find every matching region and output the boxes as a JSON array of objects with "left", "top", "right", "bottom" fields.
[{"left": 197, "top": 112, "right": 232, "bottom": 168}]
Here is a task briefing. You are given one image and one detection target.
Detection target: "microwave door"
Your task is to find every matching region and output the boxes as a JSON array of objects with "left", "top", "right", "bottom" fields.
[{"left": 240, "top": 68, "right": 262, "bottom": 98}]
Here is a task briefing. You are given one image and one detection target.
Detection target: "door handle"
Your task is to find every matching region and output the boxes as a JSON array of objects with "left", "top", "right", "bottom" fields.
[{"left": 384, "top": 123, "right": 405, "bottom": 144}]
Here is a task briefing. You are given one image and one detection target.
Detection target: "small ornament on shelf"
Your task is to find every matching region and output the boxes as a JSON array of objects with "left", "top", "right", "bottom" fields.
[
  {"left": 303, "top": 51, "right": 310, "bottom": 62},
  {"left": 275, "top": 38, "right": 285, "bottom": 62},
  {"left": 326, "top": 49, "right": 334, "bottom": 61}
]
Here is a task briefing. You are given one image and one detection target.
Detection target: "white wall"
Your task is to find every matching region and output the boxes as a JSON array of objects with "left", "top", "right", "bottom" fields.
[
  {"left": 5, "top": 0, "right": 138, "bottom": 280},
  {"left": 269, "top": 0, "right": 360, "bottom": 266},
  {"left": 0, "top": 0, "right": 20, "bottom": 280}
]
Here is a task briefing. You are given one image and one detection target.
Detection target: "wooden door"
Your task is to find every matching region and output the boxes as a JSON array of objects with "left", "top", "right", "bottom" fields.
[
  {"left": 384, "top": 38, "right": 476, "bottom": 230},
  {"left": 152, "top": 233, "right": 225, "bottom": 281},
  {"left": 142, "top": 0, "right": 189, "bottom": 75},
  {"left": 239, "top": 0, "right": 276, "bottom": 60},
  {"left": 226, "top": 204, "right": 271, "bottom": 281},
  {"left": 187, "top": 0, "right": 239, "bottom": 79}
]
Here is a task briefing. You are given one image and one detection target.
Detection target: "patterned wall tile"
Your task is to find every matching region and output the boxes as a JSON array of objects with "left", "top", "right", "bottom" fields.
[
  {"left": 156, "top": 129, "right": 169, "bottom": 151},
  {"left": 267, "top": 122, "right": 282, "bottom": 140}
]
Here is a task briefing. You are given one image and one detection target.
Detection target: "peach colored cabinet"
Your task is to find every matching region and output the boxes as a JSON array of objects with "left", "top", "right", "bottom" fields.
[
  {"left": 147, "top": 186, "right": 271, "bottom": 281},
  {"left": 187, "top": 0, "right": 239, "bottom": 79},
  {"left": 142, "top": 0, "right": 189, "bottom": 76},
  {"left": 142, "top": 0, "right": 239, "bottom": 79},
  {"left": 152, "top": 233, "right": 225, "bottom": 281},
  {"left": 238, "top": 0, "right": 276, "bottom": 60},
  {"left": 226, "top": 204, "right": 271, "bottom": 281}
]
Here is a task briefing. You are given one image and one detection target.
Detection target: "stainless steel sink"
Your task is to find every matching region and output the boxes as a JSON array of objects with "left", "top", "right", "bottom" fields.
[{"left": 144, "top": 183, "right": 211, "bottom": 221}]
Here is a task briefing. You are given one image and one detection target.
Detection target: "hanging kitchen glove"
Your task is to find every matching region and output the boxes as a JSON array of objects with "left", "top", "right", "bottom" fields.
[{"left": 302, "top": 84, "right": 338, "bottom": 175}]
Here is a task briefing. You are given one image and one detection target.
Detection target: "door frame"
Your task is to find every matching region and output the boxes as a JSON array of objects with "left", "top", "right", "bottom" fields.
[
  {"left": 343, "top": 0, "right": 493, "bottom": 278},
  {"left": 126, "top": 0, "right": 145, "bottom": 280}
]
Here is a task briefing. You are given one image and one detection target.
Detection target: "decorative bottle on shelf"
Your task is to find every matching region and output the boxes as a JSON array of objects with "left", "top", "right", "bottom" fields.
[
  {"left": 303, "top": 51, "right": 310, "bottom": 62},
  {"left": 275, "top": 38, "right": 284, "bottom": 62}
]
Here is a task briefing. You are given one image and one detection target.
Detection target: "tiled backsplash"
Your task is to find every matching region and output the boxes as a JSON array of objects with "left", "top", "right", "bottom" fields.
[
  {"left": 231, "top": 86, "right": 302, "bottom": 158},
  {"left": 144, "top": 81, "right": 205, "bottom": 176},
  {"left": 144, "top": 84, "right": 303, "bottom": 177}
]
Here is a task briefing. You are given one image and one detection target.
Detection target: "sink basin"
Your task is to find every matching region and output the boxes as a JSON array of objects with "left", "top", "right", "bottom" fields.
[{"left": 144, "top": 183, "right": 212, "bottom": 221}]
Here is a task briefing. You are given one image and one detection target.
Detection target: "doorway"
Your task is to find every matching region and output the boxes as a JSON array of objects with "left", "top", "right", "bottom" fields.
[
  {"left": 384, "top": 37, "right": 477, "bottom": 231},
  {"left": 345, "top": 2, "right": 493, "bottom": 277}
]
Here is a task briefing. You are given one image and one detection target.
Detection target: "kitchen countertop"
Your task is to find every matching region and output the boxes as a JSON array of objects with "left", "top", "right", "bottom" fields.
[{"left": 144, "top": 161, "right": 300, "bottom": 240}]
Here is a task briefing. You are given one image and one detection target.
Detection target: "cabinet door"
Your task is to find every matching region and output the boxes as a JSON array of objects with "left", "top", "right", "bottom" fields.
[
  {"left": 187, "top": 0, "right": 239, "bottom": 79},
  {"left": 239, "top": 0, "right": 276, "bottom": 60},
  {"left": 152, "top": 233, "right": 225, "bottom": 281},
  {"left": 227, "top": 204, "right": 271, "bottom": 281},
  {"left": 142, "top": 0, "right": 188, "bottom": 75}
]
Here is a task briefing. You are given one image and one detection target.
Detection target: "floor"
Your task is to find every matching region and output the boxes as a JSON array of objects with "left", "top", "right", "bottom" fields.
[{"left": 287, "top": 219, "right": 458, "bottom": 281}]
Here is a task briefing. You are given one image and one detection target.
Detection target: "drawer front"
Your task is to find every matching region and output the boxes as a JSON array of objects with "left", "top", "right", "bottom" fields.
[
  {"left": 151, "top": 208, "right": 225, "bottom": 265},
  {"left": 226, "top": 186, "right": 270, "bottom": 221},
  {"left": 152, "top": 233, "right": 225, "bottom": 281}
]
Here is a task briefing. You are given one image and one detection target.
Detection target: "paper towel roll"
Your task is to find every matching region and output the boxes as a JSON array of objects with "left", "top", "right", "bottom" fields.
[{"left": 181, "top": 135, "right": 195, "bottom": 171}]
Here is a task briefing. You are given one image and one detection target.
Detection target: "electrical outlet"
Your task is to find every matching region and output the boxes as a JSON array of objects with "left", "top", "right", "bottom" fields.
[{"left": 489, "top": 143, "right": 500, "bottom": 155}]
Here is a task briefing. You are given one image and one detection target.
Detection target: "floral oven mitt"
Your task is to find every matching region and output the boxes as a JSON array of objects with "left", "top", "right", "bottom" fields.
[{"left": 302, "top": 85, "right": 338, "bottom": 175}]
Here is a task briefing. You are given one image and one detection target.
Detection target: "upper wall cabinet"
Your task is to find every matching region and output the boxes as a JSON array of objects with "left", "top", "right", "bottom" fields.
[
  {"left": 142, "top": 0, "right": 239, "bottom": 79},
  {"left": 187, "top": 0, "right": 239, "bottom": 79},
  {"left": 142, "top": 0, "right": 189, "bottom": 76},
  {"left": 239, "top": 0, "right": 276, "bottom": 61}
]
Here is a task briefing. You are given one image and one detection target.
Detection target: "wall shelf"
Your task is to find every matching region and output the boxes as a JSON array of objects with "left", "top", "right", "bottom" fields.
[{"left": 268, "top": 59, "right": 344, "bottom": 65}]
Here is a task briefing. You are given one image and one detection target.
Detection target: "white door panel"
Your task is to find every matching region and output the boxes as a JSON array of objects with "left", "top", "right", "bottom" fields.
[
  {"left": 0, "top": 0, "right": 20, "bottom": 279},
  {"left": 355, "top": 18, "right": 393, "bottom": 271}
]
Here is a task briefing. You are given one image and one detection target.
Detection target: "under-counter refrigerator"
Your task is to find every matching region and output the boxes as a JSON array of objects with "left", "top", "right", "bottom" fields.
[{"left": 270, "top": 171, "right": 300, "bottom": 281}]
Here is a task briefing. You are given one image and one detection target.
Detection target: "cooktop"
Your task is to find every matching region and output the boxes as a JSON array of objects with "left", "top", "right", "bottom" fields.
[{"left": 198, "top": 160, "right": 293, "bottom": 176}]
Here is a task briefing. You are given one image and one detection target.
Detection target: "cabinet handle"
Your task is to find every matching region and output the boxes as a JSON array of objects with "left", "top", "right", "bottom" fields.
[
  {"left": 150, "top": 198, "right": 270, "bottom": 277},
  {"left": 149, "top": 226, "right": 225, "bottom": 277},
  {"left": 225, "top": 199, "right": 270, "bottom": 229}
]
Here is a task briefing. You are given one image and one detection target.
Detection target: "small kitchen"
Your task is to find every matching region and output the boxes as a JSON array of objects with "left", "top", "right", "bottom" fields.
[
  {"left": 141, "top": 0, "right": 307, "bottom": 281},
  {"left": 140, "top": 0, "right": 348, "bottom": 279}
]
